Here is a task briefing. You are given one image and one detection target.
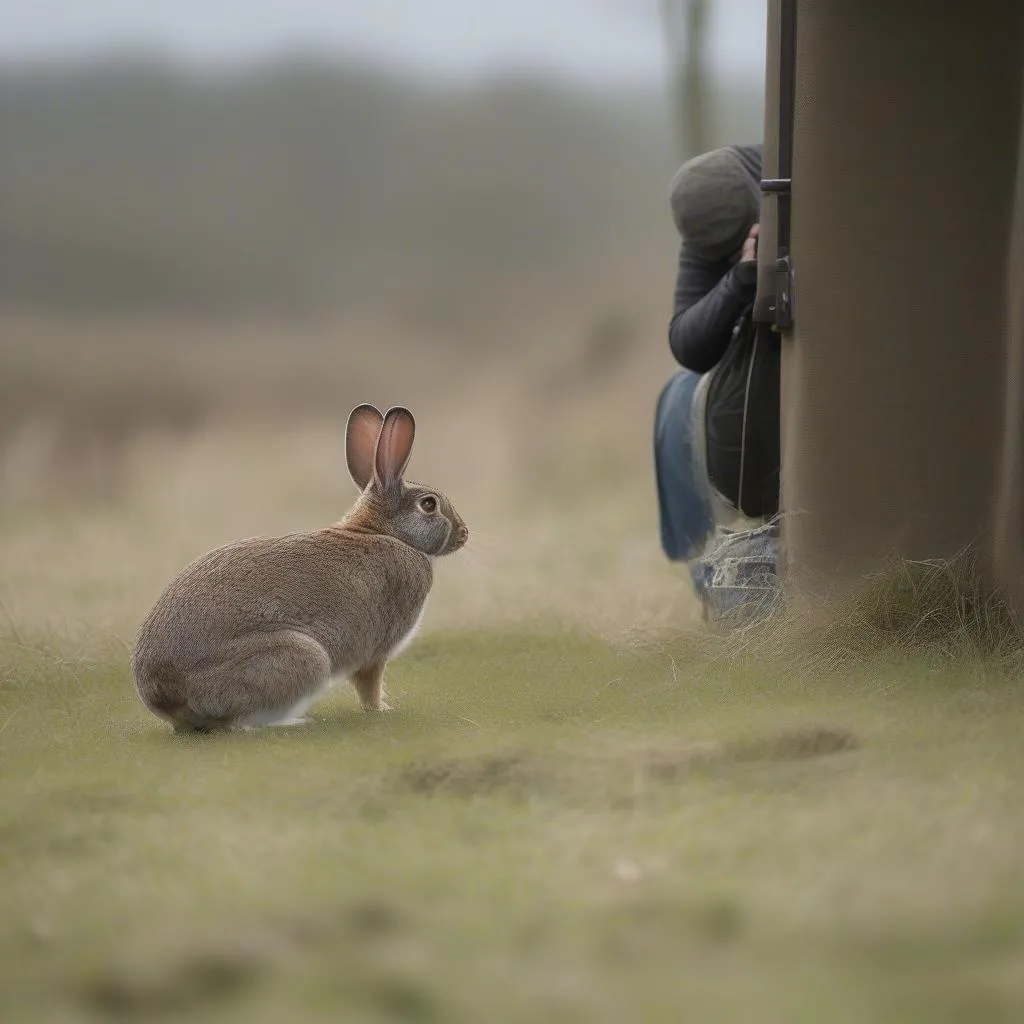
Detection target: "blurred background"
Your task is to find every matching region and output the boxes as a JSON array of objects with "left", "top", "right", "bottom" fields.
[{"left": 0, "top": 0, "right": 767, "bottom": 643}]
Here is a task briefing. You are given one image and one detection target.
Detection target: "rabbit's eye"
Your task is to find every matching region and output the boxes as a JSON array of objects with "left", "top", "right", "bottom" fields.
[{"left": 418, "top": 495, "right": 438, "bottom": 514}]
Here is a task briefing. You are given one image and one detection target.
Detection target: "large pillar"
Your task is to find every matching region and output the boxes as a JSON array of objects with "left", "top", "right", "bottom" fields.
[{"left": 779, "top": 1, "right": 1023, "bottom": 586}]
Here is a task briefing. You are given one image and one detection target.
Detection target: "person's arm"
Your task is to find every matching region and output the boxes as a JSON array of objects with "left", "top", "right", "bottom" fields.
[{"left": 668, "top": 241, "right": 758, "bottom": 373}]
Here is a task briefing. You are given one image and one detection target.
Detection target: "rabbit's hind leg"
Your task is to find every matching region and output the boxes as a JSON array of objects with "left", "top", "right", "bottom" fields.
[{"left": 192, "top": 630, "right": 332, "bottom": 731}]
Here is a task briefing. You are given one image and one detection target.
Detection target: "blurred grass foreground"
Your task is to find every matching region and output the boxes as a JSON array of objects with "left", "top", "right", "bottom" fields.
[
  {"left": 2, "top": 52, "right": 1024, "bottom": 1024},
  {"left": 5, "top": 630, "right": 1024, "bottom": 1023}
]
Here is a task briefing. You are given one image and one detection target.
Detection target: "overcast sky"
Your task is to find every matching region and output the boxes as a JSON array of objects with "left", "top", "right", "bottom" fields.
[{"left": 1, "top": 1, "right": 768, "bottom": 86}]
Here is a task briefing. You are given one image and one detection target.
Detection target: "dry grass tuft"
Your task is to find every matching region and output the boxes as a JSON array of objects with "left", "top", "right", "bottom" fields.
[
  {"left": 847, "top": 550, "right": 1023, "bottom": 659},
  {"left": 690, "top": 547, "right": 1024, "bottom": 675}
]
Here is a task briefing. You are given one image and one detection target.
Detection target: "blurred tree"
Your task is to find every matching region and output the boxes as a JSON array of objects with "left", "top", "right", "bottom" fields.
[
  {"left": 660, "top": 0, "right": 711, "bottom": 158},
  {"left": 0, "top": 58, "right": 681, "bottom": 323}
]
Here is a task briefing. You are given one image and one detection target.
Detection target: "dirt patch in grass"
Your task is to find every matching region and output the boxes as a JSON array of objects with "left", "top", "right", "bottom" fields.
[
  {"left": 599, "top": 893, "right": 747, "bottom": 954},
  {"left": 726, "top": 725, "right": 860, "bottom": 763},
  {"left": 73, "top": 896, "right": 422, "bottom": 1021},
  {"left": 636, "top": 726, "right": 858, "bottom": 785},
  {"left": 397, "top": 752, "right": 549, "bottom": 799},
  {"left": 78, "top": 948, "right": 262, "bottom": 1020}
]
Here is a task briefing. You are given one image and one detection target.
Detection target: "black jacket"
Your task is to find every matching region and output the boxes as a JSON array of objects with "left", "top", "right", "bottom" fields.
[{"left": 667, "top": 144, "right": 780, "bottom": 519}]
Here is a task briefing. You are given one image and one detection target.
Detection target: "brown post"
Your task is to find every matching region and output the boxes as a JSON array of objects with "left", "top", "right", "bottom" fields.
[{"left": 778, "top": 0, "right": 1023, "bottom": 589}]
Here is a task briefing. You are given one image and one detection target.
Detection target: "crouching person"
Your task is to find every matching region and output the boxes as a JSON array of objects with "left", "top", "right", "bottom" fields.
[{"left": 653, "top": 143, "right": 781, "bottom": 620}]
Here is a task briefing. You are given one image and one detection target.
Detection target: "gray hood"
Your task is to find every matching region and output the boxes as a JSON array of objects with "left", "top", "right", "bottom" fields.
[{"left": 669, "top": 145, "right": 762, "bottom": 261}]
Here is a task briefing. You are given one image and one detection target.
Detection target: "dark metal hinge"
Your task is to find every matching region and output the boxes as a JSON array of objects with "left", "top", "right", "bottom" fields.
[
  {"left": 759, "top": 177, "right": 795, "bottom": 331},
  {"left": 774, "top": 254, "right": 794, "bottom": 331}
]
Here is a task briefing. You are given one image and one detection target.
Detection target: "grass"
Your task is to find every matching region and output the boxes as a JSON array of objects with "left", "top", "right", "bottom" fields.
[
  {"left": 3, "top": 626, "right": 1024, "bottom": 1023},
  {"left": 2, "top": 313, "right": 1023, "bottom": 1020}
]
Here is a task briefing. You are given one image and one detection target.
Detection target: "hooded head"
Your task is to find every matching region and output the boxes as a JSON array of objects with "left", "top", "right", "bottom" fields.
[{"left": 669, "top": 146, "right": 761, "bottom": 262}]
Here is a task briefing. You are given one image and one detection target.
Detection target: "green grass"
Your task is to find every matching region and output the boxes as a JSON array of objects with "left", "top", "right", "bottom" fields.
[{"left": 2, "top": 627, "right": 1024, "bottom": 1023}]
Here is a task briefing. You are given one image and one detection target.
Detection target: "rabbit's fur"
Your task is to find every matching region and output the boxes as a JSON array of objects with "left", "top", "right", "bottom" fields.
[{"left": 131, "top": 404, "right": 467, "bottom": 732}]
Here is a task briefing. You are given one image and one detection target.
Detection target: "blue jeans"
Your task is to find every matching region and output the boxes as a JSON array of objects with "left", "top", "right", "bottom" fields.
[{"left": 653, "top": 369, "right": 715, "bottom": 564}]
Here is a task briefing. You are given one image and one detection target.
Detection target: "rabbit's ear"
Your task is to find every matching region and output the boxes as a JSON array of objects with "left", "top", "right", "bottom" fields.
[
  {"left": 346, "top": 404, "right": 384, "bottom": 489},
  {"left": 374, "top": 407, "right": 416, "bottom": 490}
]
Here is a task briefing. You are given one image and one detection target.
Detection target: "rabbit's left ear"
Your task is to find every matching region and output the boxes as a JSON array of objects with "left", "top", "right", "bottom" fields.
[
  {"left": 346, "top": 404, "right": 384, "bottom": 489},
  {"left": 374, "top": 407, "right": 416, "bottom": 491}
]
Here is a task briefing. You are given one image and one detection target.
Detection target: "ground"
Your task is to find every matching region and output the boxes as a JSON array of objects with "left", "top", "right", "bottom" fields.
[
  {"left": 2, "top": 317, "right": 1023, "bottom": 1022},
  {"left": 3, "top": 627, "right": 1024, "bottom": 1022}
]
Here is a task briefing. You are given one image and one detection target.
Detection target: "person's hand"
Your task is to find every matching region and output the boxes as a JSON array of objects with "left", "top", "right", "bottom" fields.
[{"left": 739, "top": 223, "right": 759, "bottom": 264}]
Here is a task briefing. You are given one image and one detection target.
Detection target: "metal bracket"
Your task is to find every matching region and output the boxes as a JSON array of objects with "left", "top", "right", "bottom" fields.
[
  {"left": 759, "top": 176, "right": 795, "bottom": 331},
  {"left": 774, "top": 254, "right": 794, "bottom": 331}
]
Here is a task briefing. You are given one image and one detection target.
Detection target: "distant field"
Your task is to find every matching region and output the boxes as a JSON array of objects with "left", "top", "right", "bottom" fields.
[
  {"left": 0, "top": 308, "right": 696, "bottom": 648},
  {"left": 0, "top": 56, "right": 762, "bottom": 321}
]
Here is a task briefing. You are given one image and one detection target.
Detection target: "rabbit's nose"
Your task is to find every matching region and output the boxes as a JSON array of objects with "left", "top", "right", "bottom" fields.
[{"left": 455, "top": 524, "right": 469, "bottom": 544}]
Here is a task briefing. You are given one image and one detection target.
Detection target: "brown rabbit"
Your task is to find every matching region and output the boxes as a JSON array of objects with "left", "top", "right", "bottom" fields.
[{"left": 131, "top": 404, "right": 467, "bottom": 732}]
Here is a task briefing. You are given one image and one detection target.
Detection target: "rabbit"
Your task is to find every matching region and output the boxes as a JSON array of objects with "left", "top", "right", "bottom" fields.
[{"left": 131, "top": 404, "right": 468, "bottom": 732}]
